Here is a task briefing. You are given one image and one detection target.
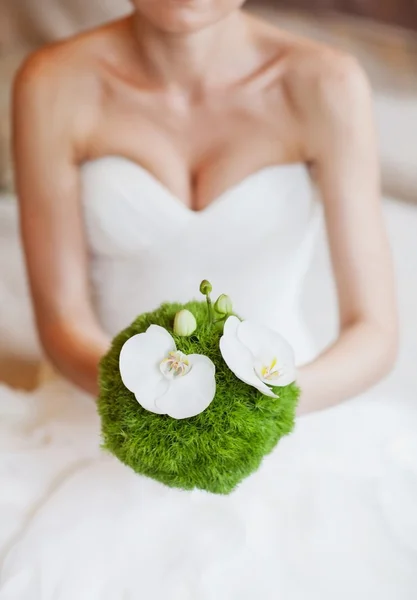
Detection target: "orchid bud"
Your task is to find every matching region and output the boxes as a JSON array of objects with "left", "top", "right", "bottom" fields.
[
  {"left": 214, "top": 294, "right": 233, "bottom": 316},
  {"left": 199, "top": 280, "right": 213, "bottom": 296},
  {"left": 173, "top": 309, "right": 197, "bottom": 337}
]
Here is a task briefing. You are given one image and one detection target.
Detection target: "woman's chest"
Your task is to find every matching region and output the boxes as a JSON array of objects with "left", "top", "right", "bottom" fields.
[{"left": 86, "top": 85, "right": 302, "bottom": 211}]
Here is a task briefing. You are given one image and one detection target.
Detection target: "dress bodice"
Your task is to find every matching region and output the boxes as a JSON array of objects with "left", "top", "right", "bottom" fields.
[{"left": 81, "top": 156, "right": 322, "bottom": 365}]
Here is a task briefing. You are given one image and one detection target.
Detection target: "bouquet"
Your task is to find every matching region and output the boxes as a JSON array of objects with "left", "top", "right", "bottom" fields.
[{"left": 98, "top": 281, "right": 300, "bottom": 495}]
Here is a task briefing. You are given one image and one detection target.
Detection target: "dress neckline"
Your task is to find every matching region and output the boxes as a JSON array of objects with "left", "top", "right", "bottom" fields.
[{"left": 81, "top": 155, "right": 310, "bottom": 216}]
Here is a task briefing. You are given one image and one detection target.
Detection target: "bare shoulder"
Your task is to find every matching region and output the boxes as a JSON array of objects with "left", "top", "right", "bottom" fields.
[
  {"left": 257, "top": 27, "right": 378, "bottom": 169},
  {"left": 250, "top": 12, "right": 378, "bottom": 168},
  {"left": 252, "top": 16, "right": 370, "bottom": 111},
  {"left": 284, "top": 41, "right": 372, "bottom": 117},
  {"left": 13, "top": 29, "right": 107, "bottom": 103},
  {"left": 12, "top": 24, "right": 119, "bottom": 158},
  {"left": 260, "top": 23, "right": 375, "bottom": 158},
  {"left": 12, "top": 20, "right": 125, "bottom": 123}
]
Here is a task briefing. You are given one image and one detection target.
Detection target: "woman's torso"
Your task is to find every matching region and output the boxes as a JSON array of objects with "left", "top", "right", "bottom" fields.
[{"left": 19, "top": 11, "right": 331, "bottom": 363}]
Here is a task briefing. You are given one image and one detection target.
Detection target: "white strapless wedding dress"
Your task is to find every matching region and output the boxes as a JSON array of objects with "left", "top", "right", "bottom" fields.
[{"left": 1, "top": 157, "right": 416, "bottom": 600}]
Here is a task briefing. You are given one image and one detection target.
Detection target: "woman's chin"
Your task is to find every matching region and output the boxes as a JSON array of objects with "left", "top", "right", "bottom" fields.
[
  {"left": 133, "top": 0, "right": 241, "bottom": 35},
  {"left": 150, "top": 11, "right": 219, "bottom": 34}
]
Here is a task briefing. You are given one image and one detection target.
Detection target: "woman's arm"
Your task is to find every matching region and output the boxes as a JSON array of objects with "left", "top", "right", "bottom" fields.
[
  {"left": 296, "top": 54, "right": 398, "bottom": 415},
  {"left": 13, "top": 50, "right": 110, "bottom": 396}
]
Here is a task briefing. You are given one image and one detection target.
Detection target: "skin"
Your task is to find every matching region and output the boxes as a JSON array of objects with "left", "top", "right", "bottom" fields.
[{"left": 12, "top": 0, "right": 398, "bottom": 414}]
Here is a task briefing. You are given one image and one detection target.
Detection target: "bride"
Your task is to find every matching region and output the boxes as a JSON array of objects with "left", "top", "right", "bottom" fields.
[{"left": 1, "top": 1, "right": 416, "bottom": 598}]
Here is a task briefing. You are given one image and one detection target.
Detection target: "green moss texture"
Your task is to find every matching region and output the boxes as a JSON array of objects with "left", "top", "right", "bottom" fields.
[{"left": 98, "top": 301, "right": 299, "bottom": 495}]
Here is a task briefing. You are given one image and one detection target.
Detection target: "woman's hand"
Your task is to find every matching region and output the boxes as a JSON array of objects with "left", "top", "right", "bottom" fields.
[{"left": 295, "top": 53, "right": 398, "bottom": 415}]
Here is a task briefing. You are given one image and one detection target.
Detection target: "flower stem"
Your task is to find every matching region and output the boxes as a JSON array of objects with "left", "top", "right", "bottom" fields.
[
  {"left": 206, "top": 294, "right": 214, "bottom": 325},
  {"left": 213, "top": 316, "right": 226, "bottom": 325},
  {"left": 199, "top": 280, "right": 214, "bottom": 326}
]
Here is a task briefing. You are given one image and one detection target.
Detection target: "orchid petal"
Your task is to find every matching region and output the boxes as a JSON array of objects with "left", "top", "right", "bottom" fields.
[
  {"left": 237, "top": 321, "right": 295, "bottom": 366},
  {"left": 254, "top": 356, "right": 297, "bottom": 388},
  {"left": 119, "top": 325, "right": 175, "bottom": 413},
  {"left": 223, "top": 315, "right": 241, "bottom": 336},
  {"left": 237, "top": 321, "right": 296, "bottom": 387},
  {"left": 272, "top": 366, "right": 297, "bottom": 387},
  {"left": 155, "top": 355, "right": 216, "bottom": 419},
  {"left": 220, "top": 332, "right": 277, "bottom": 398},
  {"left": 133, "top": 380, "right": 169, "bottom": 414}
]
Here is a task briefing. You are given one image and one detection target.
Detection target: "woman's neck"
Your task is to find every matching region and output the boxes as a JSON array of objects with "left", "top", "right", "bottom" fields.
[{"left": 129, "top": 10, "right": 256, "bottom": 93}]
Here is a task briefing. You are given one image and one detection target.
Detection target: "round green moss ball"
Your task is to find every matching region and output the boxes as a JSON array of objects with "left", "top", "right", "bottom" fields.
[{"left": 98, "top": 301, "right": 300, "bottom": 495}]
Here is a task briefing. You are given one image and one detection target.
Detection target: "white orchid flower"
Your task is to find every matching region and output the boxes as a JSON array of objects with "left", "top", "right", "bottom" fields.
[
  {"left": 119, "top": 325, "right": 216, "bottom": 419},
  {"left": 220, "top": 316, "right": 296, "bottom": 398}
]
